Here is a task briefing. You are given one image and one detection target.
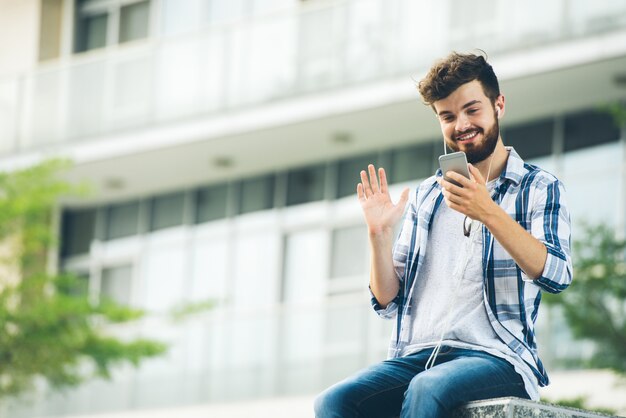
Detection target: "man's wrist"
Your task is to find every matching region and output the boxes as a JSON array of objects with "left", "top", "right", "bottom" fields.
[
  {"left": 368, "top": 226, "right": 394, "bottom": 238},
  {"left": 481, "top": 202, "right": 506, "bottom": 230}
]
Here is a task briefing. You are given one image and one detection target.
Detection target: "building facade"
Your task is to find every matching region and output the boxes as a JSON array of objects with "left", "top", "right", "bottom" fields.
[{"left": 1, "top": 0, "right": 626, "bottom": 416}]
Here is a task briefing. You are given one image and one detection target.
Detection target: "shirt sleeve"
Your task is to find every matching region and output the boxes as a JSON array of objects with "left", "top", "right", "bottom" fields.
[
  {"left": 524, "top": 179, "right": 573, "bottom": 293},
  {"left": 369, "top": 186, "right": 419, "bottom": 318}
]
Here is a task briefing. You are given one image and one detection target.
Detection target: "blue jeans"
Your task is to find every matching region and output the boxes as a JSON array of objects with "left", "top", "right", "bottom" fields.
[{"left": 314, "top": 346, "right": 530, "bottom": 418}]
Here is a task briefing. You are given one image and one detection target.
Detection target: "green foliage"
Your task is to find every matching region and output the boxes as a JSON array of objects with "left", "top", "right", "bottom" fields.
[
  {"left": 169, "top": 299, "right": 216, "bottom": 322},
  {"left": 543, "top": 223, "right": 626, "bottom": 373},
  {"left": 599, "top": 101, "right": 626, "bottom": 128},
  {"left": 0, "top": 160, "right": 166, "bottom": 399}
]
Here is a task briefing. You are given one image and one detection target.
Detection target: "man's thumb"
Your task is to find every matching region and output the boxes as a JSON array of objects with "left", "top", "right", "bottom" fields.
[{"left": 398, "top": 188, "right": 410, "bottom": 207}]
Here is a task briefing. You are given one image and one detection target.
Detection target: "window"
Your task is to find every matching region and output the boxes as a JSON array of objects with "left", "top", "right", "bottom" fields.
[
  {"left": 196, "top": 184, "right": 228, "bottom": 223},
  {"left": 119, "top": 2, "right": 150, "bottom": 43},
  {"left": 76, "top": 13, "right": 108, "bottom": 52},
  {"left": 100, "top": 265, "right": 133, "bottom": 305},
  {"left": 105, "top": 200, "right": 140, "bottom": 240},
  {"left": 564, "top": 109, "right": 620, "bottom": 153},
  {"left": 238, "top": 175, "right": 275, "bottom": 214},
  {"left": 286, "top": 164, "right": 326, "bottom": 206},
  {"left": 61, "top": 208, "right": 96, "bottom": 257},
  {"left": 74, "top": 0, "right": 151, "bottom": 53},
  {"left": 282, "top": 230, "right": 326, "bottom": 303},
  {"left": 207, "top": 0, "right": 248, "bottom": 25},
  {"left": 330, "top": 225, "right": 368, "bottom": 279},
  {"left": 161, "top": 0, "right": 204, "bottom": 35},
  {"left": 150, "top": 192, "right": 185, "bottom": 231},
  {"left": 337, "top": 153, "right": 380, "bottom": 198},
  {"left": 504, "top": 119, "right": 553, "bottom": 160},
  {"left": 391, "top": 142, "right": 436, "bottom": 183},
  {"left": 297, "top": 4, "right": 341, "bottom": 91}
]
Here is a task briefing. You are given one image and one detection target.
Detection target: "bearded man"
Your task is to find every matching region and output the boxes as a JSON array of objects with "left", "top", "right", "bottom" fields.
[{"left": 314, "top": 51, "right": 572, "bottom": 418}]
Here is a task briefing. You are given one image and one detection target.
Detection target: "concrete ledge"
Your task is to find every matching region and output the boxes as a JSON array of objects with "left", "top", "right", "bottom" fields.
[{"left": 453, "top": 397, "right": 618, "bottom": 418}]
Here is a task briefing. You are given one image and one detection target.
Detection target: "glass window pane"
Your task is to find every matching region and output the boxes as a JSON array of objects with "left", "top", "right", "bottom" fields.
[
  {"left": 119, "top": 1, "right": 150, "bottom": 43},
  {"left": 106, "top": 201, "right": 140, "bottom": 240},
  {"left": 283, "top": 230, "right": 326, "bottom": 303},
  {"left": 330, "top": 225, "right": 368, "bottom": 278},
  {"left": 561, "top": 142, "right": 621, "bottom": 225},
  {"left": 286, "top": 164, "right": 326, "bottom": 206},
  {"left": 196, "top": 184, "right": 228, "bottom": 223},
  {"left": 251, "top": 0, "right": 291, "bottom": 14},
  {"left": 61, "top": 208, "right": 96, "bottom": 257},
  {"left": 504, "top": 119, "right": 553, "bottom": 160},
  {"left": 564, "top": 109, "right": 620, "bottom": 152},
  {"left": 239, "top": 175, "right": 275, "bottom": 214},
  {"left": 391, "top": 142, "right": 435, "bottom": 183},
  {"left": 337, "top": 153, "right": 379, "bottom": 198},
  {"left": 101, "top": 265, "right": 132, "bottom": 305},
  {"left": 77, "top": 13, "right": 108, "bottom": 52},
  {"left": 208, "top": 0, "right": 247, "bottom": 24},
  {"left": 161, "top": 0, "right": 202, "bottom": 35},
  {"left": 150, "top": 192, "right": 185, "bottom": 231}
]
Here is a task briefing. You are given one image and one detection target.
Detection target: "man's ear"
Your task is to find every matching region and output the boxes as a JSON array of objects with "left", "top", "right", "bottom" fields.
[{"left": 495, "top": 95, "right": 505, "bottom": 118}]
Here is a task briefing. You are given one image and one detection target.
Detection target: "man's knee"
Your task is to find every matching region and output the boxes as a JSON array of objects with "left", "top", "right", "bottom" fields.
[
  {"left": 405, "top": 372, "right": 453, "bottom": 412},
  {"left": 314, "top": 385, "right": 348, "bottom": 418}
]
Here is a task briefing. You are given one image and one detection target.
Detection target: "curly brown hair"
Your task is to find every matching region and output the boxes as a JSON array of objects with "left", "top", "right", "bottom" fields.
[{"left": 418, "top": 51, "right": 500, "bottom": 107}]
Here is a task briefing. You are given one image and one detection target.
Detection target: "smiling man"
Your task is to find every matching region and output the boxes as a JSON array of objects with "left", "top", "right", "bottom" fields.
[{"left": 314, "top": 52, "right": 573, "bottom": 418}]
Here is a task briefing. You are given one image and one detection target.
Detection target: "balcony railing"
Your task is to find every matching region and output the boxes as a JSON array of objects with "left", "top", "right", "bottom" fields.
[{"left": 1, "top": 0, "right": 625, "bottom": 156}]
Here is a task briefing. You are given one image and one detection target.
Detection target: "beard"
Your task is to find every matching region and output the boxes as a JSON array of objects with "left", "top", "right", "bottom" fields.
[{"left": 448, "top": 114, "right": 500, "bottom": 164}]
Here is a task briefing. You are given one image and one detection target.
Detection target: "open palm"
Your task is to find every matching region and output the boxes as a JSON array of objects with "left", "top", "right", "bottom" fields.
[{"left": 357, "top": 165, "right": 410, "bottom": 234}]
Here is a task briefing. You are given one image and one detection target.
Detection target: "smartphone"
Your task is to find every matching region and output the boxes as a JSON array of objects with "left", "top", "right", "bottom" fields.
[{"left": 438, "top": 151, "right": 470, "bottom": 187}]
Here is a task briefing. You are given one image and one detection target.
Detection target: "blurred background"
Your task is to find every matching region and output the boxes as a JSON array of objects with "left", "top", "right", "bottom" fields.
[{"left": 1, "top": 0, "right": 626, "bottom": 416}]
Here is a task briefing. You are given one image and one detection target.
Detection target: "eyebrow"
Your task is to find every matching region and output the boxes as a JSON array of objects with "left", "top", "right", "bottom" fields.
[{"left": 437, "top": 100, "right": 483, "bottom": 116}]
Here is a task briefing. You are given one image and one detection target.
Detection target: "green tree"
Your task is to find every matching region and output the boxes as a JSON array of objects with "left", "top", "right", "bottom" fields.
[
  {"left": 0, "top": 160, "right": 166, "bottom": 399},
  {"left": 544, "top": 223, "right": 626, "bottom": 373}
]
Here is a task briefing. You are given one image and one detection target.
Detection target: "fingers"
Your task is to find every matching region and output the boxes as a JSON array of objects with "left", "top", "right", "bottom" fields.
[
  {"left": 360, "top": 170, "right": 372, "bottom": 197},
  {"left": 444, "top": 171, "right": 473, "bottom": 188},
  {"left": 357, "top": 183, "right": 365, "bottom": 202},
  {"left": 468, "top": 164, "right": 486, "bottom": 185},
  {"left": 398, "top": 187, "right": 410, "bottom": 208},
  {"left": 359, "top": 164, "right": 384, "bottom": 198},
  {"left": 358, "top": 165, "right": 405, "bottom": 207},
  {"left": 379, "top": 167, "right": 388, "bottom": 194},
  {"left": 368, "top": 164, "right": 380, "bottom": 193},
  {"left": 438, "top": 176, "right": 469, "bottom": 197},
  {"left": 441, "top": 187, "right": 465, "bottom": 206}
]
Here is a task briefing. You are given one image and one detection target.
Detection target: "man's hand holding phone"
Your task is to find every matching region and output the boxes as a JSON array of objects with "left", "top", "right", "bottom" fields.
[{"left": 437, "top": 158, "right": 497, "bottom": 224}]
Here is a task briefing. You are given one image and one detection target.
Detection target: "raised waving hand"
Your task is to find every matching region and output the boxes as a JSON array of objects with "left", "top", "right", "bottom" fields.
[{"left": 357, "top": 164, "right": 410, "bottom": 235}]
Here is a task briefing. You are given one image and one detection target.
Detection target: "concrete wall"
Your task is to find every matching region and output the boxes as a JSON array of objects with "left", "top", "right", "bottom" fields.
[{"left": 0, "top": 0, "right": 41, "bottom": 78}]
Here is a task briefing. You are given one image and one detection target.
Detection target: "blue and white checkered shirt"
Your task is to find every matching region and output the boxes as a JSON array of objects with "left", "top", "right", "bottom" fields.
[{"left": 371, "top": 147, "right": 572, "bottom": 387}]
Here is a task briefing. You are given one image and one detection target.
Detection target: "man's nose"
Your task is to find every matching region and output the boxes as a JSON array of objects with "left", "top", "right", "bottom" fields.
[{"left": 455, "top": 114, "right": 471, "bottom": 132}]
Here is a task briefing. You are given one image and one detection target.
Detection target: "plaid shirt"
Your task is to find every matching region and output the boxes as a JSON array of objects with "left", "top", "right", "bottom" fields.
[{"left": 371, "top": 147, "right": 572, "bottom": 387}]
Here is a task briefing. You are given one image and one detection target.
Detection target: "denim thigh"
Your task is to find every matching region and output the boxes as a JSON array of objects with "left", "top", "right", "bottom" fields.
[{"left": 314, "top": 347, "right": 529, "bottom": 418}]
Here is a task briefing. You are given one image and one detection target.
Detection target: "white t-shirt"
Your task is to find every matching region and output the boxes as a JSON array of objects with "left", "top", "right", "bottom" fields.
[{"left": 401, "top": 182, "right": 539, "bottom": 400}]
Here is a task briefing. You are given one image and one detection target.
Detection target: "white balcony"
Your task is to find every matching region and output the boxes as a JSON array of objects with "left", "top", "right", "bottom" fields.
[
  {"left": 1, "top": 0, "right": 625, "bottom": 153},
  {"left": 1, "top": 0, "right": 626, "bottom": 205}
]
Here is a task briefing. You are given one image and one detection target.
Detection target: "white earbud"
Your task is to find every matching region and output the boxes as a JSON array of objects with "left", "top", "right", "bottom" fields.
[{"left": 496, "top": 108, "right": 501, "bottom": 118}]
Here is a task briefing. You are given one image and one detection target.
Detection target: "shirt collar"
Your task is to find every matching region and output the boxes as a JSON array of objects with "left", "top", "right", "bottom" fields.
[{"left": 499, "top": 146, "right": 525, "bottom": 186}]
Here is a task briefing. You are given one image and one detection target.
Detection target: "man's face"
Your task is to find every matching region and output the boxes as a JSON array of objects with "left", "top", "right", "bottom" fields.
[{"left": 433, "top": 80, "right": 503, "bottom": 164}]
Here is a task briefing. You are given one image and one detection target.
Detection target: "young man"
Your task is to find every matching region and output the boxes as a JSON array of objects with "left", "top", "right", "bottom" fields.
[{"left": 314, "top": 52, "right": 572, "bottom": 418}]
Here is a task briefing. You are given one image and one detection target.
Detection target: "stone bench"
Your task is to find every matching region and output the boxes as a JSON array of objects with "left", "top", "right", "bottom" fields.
[{"left": 453, "top": 397, "right": 618, "bottom": 417}]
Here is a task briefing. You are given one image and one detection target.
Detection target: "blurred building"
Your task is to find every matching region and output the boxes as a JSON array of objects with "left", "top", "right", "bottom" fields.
[{"left": 1, "top": 0, "right": 626, "bottom": 416}]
